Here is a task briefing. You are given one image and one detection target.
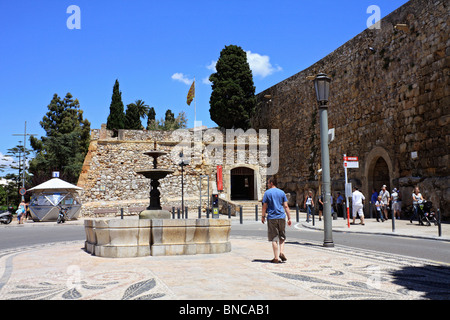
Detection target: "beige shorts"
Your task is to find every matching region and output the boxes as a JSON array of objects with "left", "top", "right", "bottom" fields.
[{"left": 267, "top": 219, "right": 286, "bottom": 242}]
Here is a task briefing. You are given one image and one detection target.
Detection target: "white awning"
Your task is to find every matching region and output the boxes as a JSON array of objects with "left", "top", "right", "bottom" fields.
[{"left": 28, "top": 178, "right": 83, "bottom": 192}]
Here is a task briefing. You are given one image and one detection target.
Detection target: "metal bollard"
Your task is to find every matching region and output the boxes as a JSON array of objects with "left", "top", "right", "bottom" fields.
[
  {"left": 391, "top": 206, "right": 396, "bottom": 232},
  {"left": 121, "top": 208, "right": 124, "bottom": 219},
  {"left": 177, "top": 208, "right": 180, "bottom": 219},
  {"left": 206, "top": 208, "right": 210, "bottom": 218},
  {"left": 198, "top": 206, "right": 201, "bottom": 219},
  {"left": 228, "top": 205, "right": 231, "bottom": 219},
  {"left": 255, "top": 204, "right": 258, "bottom": 221},
  {"left": 296, "top": 204, "right": 299, "bottom": 223},
  {"left": 185, "top": 206, "right": 188, "bottom": 219},
  {"left": 438, "top": 209, "right": 442, "bottom": 237},
  {"left": 240, "top": 205, "right": 243, "bottom": 224},
  {"left": 312, "top": 206, "right": 315, "bottom": 226},
  {"left": 172, "top": 207, "right": 175, "bottom": 219}
]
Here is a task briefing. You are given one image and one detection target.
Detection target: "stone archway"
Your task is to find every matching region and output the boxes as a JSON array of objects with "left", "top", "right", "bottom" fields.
[{"left": 364, "top": 147, "right": 395, "bottom": 204}]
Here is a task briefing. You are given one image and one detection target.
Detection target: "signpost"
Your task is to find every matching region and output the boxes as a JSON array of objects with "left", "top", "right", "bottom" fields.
[{"left": 343, "top": 154, "right": 359, "bottom": 228}]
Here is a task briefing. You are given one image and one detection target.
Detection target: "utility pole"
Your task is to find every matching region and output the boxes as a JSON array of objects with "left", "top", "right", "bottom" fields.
[{"left": 12, "top": 121, "right": 37, "bottom": 201}]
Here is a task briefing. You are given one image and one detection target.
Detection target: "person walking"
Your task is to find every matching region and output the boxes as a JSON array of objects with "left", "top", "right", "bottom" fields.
[
  {"left": 261, "top": 177, "right": 292, "bottom": 263},
  {"left": 336, "top": 192, "right": 344, "bottom": 219},
  {"left": 371, "top": 188, "right": 378, "bottom": 218},
  {"left": 391, "top": 188, "right": 401, "bottom": 219},
  {"left": 351, "top": 186, "right": 365, "bottom": 225},
  {"left": 379, "top": 185, "right": 390, "bottom": 220},
  {"left": 318, "top": 194, "right": 323, "bottom": 221},
  {"left": 16, "top": 201, "right": 26, "bottom": 224},
  {"left": 303, "top": 190, "right": 314, "bottom": 222},
  {"left": 410, "top": 186, "right": 424, "bottom": 223},
  {"left": 375, "top": 195, "right": 385, "bottom": 222}
]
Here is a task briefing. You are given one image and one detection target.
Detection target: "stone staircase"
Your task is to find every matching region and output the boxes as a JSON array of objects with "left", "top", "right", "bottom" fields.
[{"left": 232, "top": 200, "right": 262, "bottom": 220}]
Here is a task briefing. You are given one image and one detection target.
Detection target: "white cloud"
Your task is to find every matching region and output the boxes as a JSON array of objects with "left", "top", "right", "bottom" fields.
[
  {"left": 204, "top": 52, "right": 282, "bottom": 80},
  {"left": 206, "top": 60, "right": 217, "bottom": 72},
  {"left": 246, "top": 51, "right": 282, "bottom": 78},
  {"left": 171, "top": 72, "right": 193, "bottom": 85}
]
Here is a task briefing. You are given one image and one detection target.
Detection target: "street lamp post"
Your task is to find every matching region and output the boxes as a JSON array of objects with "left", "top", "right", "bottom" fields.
[
  {"left": 314, "top": 73, "right": 334, "bottom": 248},
  {"left": 179, "top": 152, "right": 190, "bottom": 216}
]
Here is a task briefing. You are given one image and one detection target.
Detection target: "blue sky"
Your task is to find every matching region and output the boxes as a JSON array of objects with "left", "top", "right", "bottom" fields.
[{"left": 0, "top": 0, "right": 409, "bottom": 173}]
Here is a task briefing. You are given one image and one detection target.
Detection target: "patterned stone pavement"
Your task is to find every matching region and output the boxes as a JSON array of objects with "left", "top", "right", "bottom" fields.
[{"left": 0, "top": 236, "right": 449, "bottom": 300}]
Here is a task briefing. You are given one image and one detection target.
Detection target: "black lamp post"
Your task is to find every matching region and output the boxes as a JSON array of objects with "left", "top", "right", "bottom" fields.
[
  {"left": 179, "top": 151, "right": 190, "bottom": 216},
  {"left": 313, "top": 73, "right": 334, "bottom": 247}
]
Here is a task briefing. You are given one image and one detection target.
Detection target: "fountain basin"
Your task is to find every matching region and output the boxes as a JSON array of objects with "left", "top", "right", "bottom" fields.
[
  {"left": 84, "top": 218, "right": 231, "bottom": 258},
  {"left": 135, "top": 169, "right": 174, "bottom": 180}
]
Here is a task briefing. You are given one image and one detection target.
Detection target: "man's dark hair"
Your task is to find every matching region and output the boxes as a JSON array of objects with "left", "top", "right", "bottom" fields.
[{"left": 268, "top": 176, "right": 277, "bottom": 186}]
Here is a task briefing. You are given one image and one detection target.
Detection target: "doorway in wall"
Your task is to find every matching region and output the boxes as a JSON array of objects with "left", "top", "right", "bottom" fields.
[{"left": 230, "top": 167, "right": 255, "bottom": 200}]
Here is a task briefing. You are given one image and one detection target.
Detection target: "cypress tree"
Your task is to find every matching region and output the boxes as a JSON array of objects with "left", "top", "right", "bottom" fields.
[
  {"left": 209, "top": 45, "right": 256, "bottom": 130},
  {"left": 106, "top": 79, "right": 125, "bottom": 134}
]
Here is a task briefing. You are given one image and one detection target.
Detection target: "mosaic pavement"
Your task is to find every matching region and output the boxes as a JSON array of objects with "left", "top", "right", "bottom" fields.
[{"left": 0, "top": 238, "right": 449, "bottom": 300}]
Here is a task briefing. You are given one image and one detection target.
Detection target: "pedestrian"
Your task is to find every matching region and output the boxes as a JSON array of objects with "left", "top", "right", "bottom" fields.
[
  {"left": 16, "top": 201, "right": 26, "bottom": 224},
  {"left": 303, "top": 190, "right": 314, "bottom": 222},
  {"left": 261, "top": 177, "right": 292, "bottom": 263},
  {"left": 375, "top": 195, "right": 385, "bottom": 222},
  {"left": 351, "top": 186, "right": 365, "bottom": 225},
  {"left": 336, "top": 192, "right": 344, "bottom": 219},
  {"left": 371, "top": 188, "right": 378, "bottom": 218},
  {"left": 391, "top": 188, "right": 401, "bottom": 219},
  {"left": 379, "top": 185, "right": 390, "bottom": 220},
  {"left": 410, "top": 186, "right": 424, "bottom": 223},
  {"left": 318, "top": 194, "right": 323, "bottom": 221}
]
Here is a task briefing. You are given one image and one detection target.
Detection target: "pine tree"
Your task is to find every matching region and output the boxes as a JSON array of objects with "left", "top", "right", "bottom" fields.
[
  {"left": 29, "top": 93, "right": 90, "bottom": 184},
  {"left": 209, "top": 45, "right": 256, "bottom": 130},
  {"left": 106, "top": 79, "right": 125, "bottom": 134}
]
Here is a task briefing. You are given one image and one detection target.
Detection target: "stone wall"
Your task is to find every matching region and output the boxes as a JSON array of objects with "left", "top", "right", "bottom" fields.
[
  {"left": 252, "top": 0, "right": 449, "bottom": 216},
  {"left": 77, "top": 125, "right": 269, "bottom": 217}
]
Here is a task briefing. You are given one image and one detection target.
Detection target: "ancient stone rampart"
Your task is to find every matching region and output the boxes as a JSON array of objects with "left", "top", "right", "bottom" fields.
[{"left": 252, "top": 0, "right": 449, "bottom": 216}]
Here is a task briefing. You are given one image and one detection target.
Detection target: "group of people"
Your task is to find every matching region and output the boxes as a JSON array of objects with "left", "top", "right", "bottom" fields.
[
  {"left": 15, "top": 200, "right": 30, "bottom": 224},
  {"left": 371, "top": 185, "right": 401, "bottom": 222},
  {"left": 260, "top": 177, "right": 429, "bottom": 263},
  {"left": 305, "top": 191, "right": 345, "bottom": 222}
]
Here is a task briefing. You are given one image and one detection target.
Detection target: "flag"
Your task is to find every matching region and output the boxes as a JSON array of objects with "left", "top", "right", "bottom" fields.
[{"left": 187, "top": 80, "right": 195, "bottom": 106}]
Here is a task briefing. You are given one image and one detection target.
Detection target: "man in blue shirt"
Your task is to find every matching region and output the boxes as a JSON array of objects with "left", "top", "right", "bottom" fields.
[{"left": 262, "top": 177, "right": 292, "bottom": 263}]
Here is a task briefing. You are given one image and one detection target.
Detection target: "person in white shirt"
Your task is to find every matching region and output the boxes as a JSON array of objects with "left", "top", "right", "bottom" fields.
[
  {"left": 379, "top": 185, "right": 390, "bottom": 220},
  {"left": 351, "top": 186, "right": 365, "bottom": 225}
]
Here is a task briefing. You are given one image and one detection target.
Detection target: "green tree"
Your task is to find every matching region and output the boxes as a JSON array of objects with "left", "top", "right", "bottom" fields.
[
  {"left": 151, "top": 110, "right": 187, "bottom": 131},
  {"left": 106, "top": 79, "right": 125, "bottom": 134},
  {"left": 125, "top": 99, "right": 149, "bottom": 130},
  {"left": 146, "top": 107, "right": 156, "bottom": 130},
  {"left": 29, "top": 93, "right": 90, "bottom": 184},
  {"left": 209, "top": 45, "right": 256, "bottom": 130}
]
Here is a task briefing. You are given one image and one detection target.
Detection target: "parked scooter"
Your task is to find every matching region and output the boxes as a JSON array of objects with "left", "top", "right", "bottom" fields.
[
  {"left": 0, "top": 207, "right": 14, "bottom": 224},
  {"left": 57, "top": 206, "right": 69, "bottom": 224}
]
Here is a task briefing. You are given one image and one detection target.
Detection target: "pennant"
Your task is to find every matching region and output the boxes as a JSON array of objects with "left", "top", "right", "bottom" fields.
[{"left": 187, "top": 80, "right": 195, "bottom": 106}]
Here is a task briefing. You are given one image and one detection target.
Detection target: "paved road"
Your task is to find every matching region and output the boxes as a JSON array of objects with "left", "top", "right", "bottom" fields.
[
  {"left": 231, "top": 221, "right": 450, "bottom": 264},
  {"left": 1, "top": 220, "right": 448, "bottom": 264}
]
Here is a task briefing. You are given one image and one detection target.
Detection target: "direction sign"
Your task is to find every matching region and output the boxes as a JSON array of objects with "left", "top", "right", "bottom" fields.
[{"left": 344, "top": 161, "right": 359, "bottom": 168}]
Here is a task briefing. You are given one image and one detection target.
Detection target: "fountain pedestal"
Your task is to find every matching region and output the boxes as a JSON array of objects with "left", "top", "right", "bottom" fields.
[{"left": 136, "top": 151, "right": 174, "bottom": 220}]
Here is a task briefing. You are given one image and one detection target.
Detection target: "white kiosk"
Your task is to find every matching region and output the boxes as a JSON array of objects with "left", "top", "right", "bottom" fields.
[{"left": 28, "top": 177, "right": 83, "bottom": 222}]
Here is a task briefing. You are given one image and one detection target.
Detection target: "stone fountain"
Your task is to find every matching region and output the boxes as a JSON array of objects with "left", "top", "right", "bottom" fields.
[
  {"left": 136, "top": 150, "right": 173, "bottom": 220},
  {"left": 84, "top": 146, "right": 231, "bottom": 258}
]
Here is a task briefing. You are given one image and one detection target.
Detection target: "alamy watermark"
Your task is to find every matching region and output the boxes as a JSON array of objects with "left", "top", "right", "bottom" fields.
[
  {"left": 169, "top": 122, "right": 279, "bottom": 176},
  {"left": 367, "top": 5, "right": 381, "bottom": 30},
  {"left": 67, "top": 5, "right": 81, "bottom": 30}
]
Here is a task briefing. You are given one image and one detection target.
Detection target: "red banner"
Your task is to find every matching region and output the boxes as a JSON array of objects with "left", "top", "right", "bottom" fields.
[{"left": 216, "top": 165, "right": 223, "bottom": 191}]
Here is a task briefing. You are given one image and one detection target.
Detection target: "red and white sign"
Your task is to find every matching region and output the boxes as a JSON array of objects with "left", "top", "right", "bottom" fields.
[{"left": 343, "top": 156, "right": 358, "bottom": 161}]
